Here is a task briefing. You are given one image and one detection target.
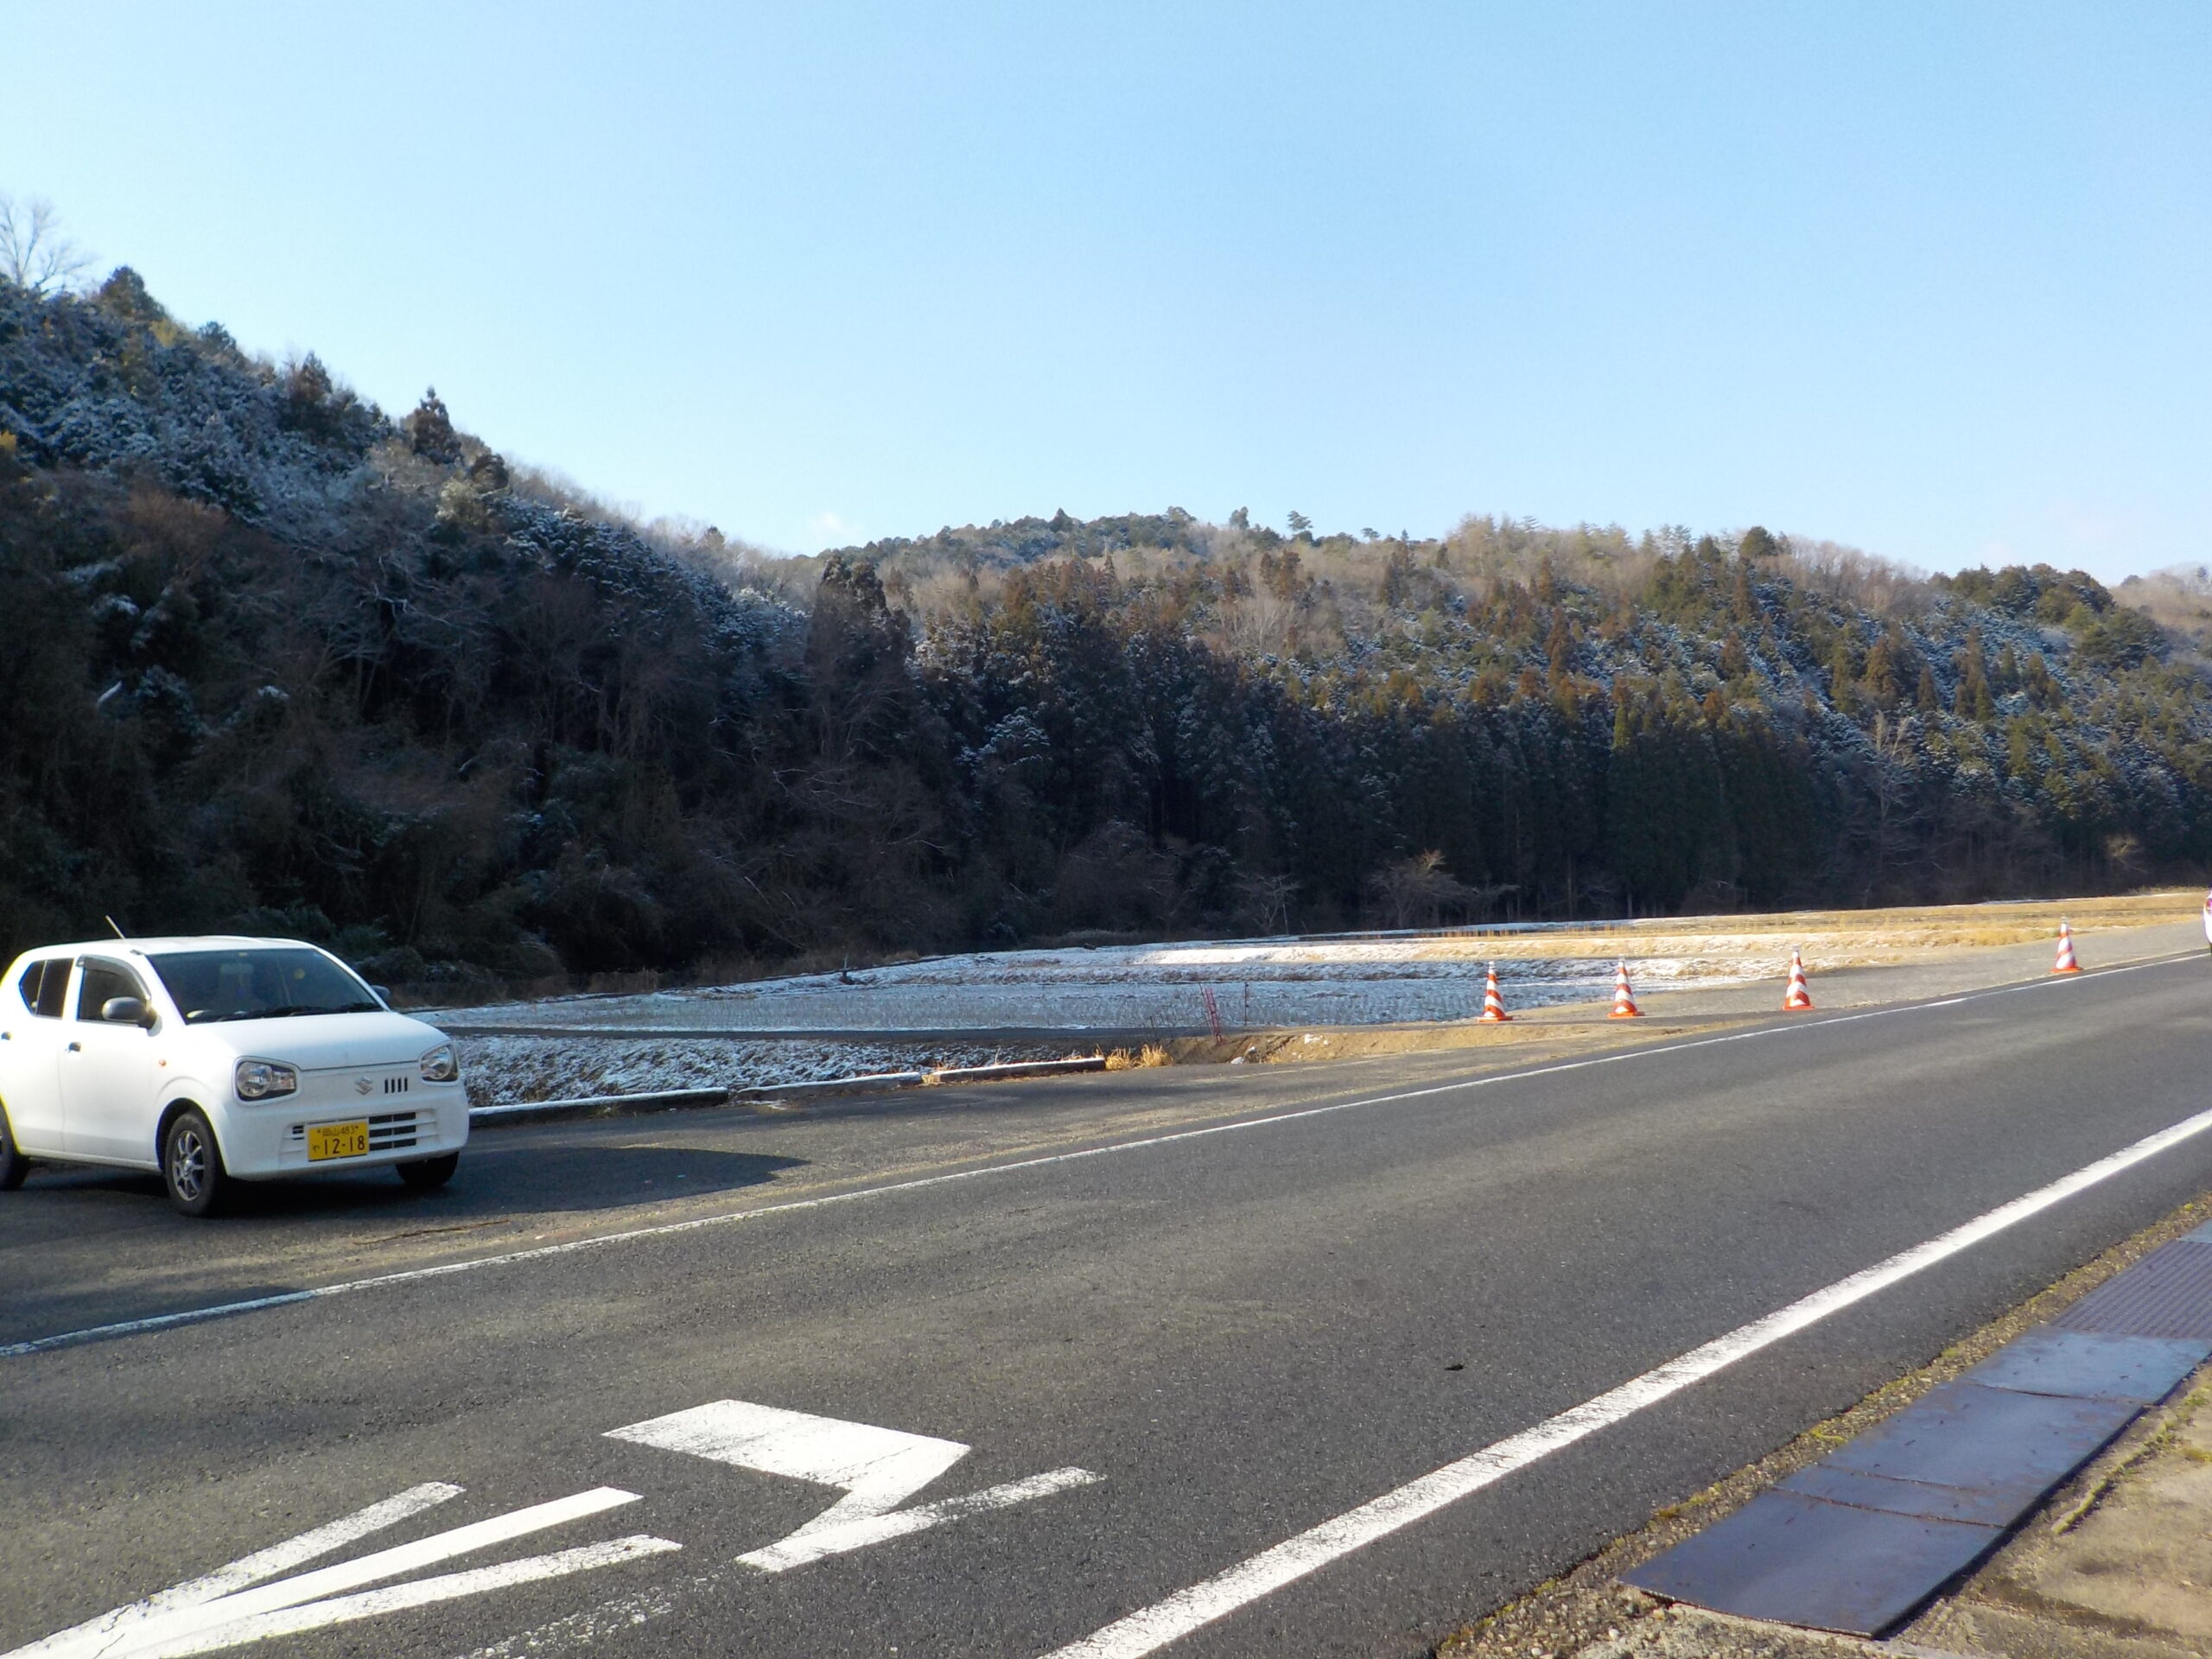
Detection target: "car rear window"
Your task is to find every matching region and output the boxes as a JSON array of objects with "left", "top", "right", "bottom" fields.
[
  {"left": 17, "top": 959, "right": 69, "bottom": 1019},
  {"left": 147, "top": 948, "right": 381, "bottom": 1025},
  {"left": 74, "top": 960, "right": 148, "bottom": 1022}
]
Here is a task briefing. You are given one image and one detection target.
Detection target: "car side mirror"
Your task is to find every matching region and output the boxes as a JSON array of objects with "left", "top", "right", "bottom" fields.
[
  {"left": 370, "top": 985, "right": 392, "bottom": 1002},
  {"left": 101, "top": 996, "right": 152, "bottom": 1027}
]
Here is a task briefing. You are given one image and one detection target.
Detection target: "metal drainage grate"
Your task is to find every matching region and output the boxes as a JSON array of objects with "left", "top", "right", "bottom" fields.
[{"left": 1623, "top": 1240, "right": 2212, "bottom": 1637}]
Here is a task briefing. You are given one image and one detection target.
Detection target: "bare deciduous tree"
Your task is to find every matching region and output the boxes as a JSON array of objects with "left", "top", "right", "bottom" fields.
[
  {"left": 1233, "top": 870, "right": 1300, "bottom": 934},
  {"left": 0, "top": 195, "right": 88, "bottom": 296},
  {"left": 1366, "top": 850, "right": 1478, "bottom": 930}
]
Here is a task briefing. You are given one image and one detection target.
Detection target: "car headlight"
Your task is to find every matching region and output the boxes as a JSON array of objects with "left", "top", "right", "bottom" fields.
[
  {"left": 235, "top": 1059, "right": 298, "bottom": 1101},
  {"left": 419, "top": 1043, "right": 460, "bottom": 1083}
]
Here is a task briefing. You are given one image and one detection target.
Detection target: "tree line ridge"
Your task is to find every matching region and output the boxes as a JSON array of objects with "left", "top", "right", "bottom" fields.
[{"left": 3, "top": 264, "right": 2208, "bottom": 991}]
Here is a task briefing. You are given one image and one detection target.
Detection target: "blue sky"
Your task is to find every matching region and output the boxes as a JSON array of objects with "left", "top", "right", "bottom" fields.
[{"left": 10, "top": 3, "right": 2209, "bottom": 581}]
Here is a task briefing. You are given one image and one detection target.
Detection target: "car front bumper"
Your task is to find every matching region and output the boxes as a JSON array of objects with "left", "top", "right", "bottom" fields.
[{"left": 216, "top": 1081, "right": 469, "bottom": 1179}]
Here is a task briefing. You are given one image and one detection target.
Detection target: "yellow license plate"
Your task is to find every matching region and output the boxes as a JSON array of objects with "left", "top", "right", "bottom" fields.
[{"left": 308, "top": 1122, "right": 371, "bottom": 1161}]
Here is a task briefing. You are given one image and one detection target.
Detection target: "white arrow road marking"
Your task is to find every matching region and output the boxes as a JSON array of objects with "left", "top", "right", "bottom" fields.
[
  {"left": 8, "top": 1483, "right": 463, "bottom": 1659},
  {"left": 607, "top": 1399, "right": 1102, "bottom": 1571},
  {"left": 118, "top": 1538, "right": 681, "bottom": 1659},
  {"left": 609, "top": 1399, "right": 969, "bottom": 1524},
  {"left": 739, "top": 1466, "right": 1103, "bottom": 1572},
  {"left": 6, "top": 1487, "right": 677, "bottom": 1659}
]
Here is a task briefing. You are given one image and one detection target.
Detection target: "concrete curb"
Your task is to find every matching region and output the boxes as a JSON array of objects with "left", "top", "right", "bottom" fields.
[
  {"left": 929, "top": 1057, "right": 1107, "bottom": 1084},
  {"left": 468, "top": 1086, "right": 729, "bottom": 1123},
  {"left": 733, "top": 1071, "right": 928, "bottom": 1101}
]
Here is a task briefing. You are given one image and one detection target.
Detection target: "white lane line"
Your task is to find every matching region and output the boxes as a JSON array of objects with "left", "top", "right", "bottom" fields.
[
  {"left": 8, "top": 1484, "right": 463, "bottom": 1659},
  {"left": 1042, "top": 1099, "right": 2212, "bottom": 1659},
  {"left": 129, "top": 1537, "right": 681, "bottom": 1659},
  {"left": 4, "top": 953, "right": 2191, "bottom": 1361},
  {"left": 423, "top": 953, "right": 2202, "bottom": 1659},
  {"left": 21, "top": 1489, "right": 645, "bottom": 1659}
]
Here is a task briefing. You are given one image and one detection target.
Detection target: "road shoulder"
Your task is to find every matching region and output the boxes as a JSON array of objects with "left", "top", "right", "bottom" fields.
[{"left": 1435, "top": 1190, "right": 2212, "bottom": 1659}]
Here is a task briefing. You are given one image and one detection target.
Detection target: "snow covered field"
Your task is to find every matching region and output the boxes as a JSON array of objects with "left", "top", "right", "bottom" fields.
[
  {"left": 440, "top": 933, "right": 1765, "bottom": 1040},
  {"left": 435, "top": 896, "right": 2189, "bottom": 1105}
]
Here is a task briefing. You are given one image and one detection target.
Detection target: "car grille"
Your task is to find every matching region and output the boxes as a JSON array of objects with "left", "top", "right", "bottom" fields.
[
  {"left": 368, "top": 1111, "right": 420, "bottom": 1150},
  {"left": 383, "top": 1076, "right": 410, "bottom": 1095}
]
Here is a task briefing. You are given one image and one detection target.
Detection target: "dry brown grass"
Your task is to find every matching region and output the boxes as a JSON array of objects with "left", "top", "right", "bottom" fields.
[
  {"left": 1325, "top": 890, "right": 2199, "bottom": 975},
  {"left": 1103, "top": 1044, "right": 1174, "bottom": 1071}
]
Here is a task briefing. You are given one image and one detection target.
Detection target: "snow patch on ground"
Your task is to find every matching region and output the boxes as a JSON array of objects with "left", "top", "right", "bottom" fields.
[
  {"left": 457, "top": 1034, "right": 1083, "bottom": 1108},
  {"left": 441, "top": 936, "right": 1761, "bottom": 1039}
]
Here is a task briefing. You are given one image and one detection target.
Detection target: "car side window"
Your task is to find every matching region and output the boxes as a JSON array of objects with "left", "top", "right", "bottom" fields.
[
  {"left": 74, "top": 959, "right": 146, "bottom": 1023},
  {"left": 20, "top": 959, "right": 70, "bottom": 1019}
]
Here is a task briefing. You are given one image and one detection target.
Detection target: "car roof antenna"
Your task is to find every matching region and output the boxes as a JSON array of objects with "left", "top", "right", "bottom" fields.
[{"left": 104, "top": 914, "right": 128, "bottom": 939}]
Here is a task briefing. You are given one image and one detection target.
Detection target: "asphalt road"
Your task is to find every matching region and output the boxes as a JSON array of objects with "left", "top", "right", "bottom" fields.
[{"left": 7, "top": 954, "right": 2212, "bottom": 1659}]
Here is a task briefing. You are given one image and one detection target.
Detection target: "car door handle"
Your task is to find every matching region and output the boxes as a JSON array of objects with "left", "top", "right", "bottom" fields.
[{"left": 67, "top": 1041, "right": 82, "bottom": 1052}]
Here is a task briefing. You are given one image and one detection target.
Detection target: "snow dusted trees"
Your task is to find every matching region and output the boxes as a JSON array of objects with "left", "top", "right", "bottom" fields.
[{"left": 3, "top": 260, "right": 2210, "bottom": 986}]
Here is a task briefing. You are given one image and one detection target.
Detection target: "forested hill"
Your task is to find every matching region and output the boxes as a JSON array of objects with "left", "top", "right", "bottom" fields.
[{"left": 3, "top": 268, "right": 2209, "bottom": 989}]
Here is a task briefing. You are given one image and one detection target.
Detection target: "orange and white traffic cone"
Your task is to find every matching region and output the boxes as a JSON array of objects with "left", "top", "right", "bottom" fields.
[
  {"left": 2052, "top": 920, "right": 2082, "bottom": 975},
  {"left": 1609, "top": 960, "right": 1643, "bottom": 1019},
  {"left": 1782, "top": 949, "right": 1814, "bottom": 1011},
  {"left": 1478, "top": 963, "right": 1512, "bottom": 1023}
]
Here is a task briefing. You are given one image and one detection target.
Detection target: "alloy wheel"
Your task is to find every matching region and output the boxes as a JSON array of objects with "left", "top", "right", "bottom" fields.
[{"left": 169, "top": 1128, "right": 207, "bottom": 1202}]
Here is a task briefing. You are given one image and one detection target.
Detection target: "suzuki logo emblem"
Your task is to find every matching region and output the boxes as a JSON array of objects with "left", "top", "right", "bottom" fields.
[{"left": 354, "top": 1077, "right": 373, "bottom": 1096}]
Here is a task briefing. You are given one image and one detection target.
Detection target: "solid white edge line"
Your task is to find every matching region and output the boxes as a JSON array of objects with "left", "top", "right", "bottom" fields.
[
  {"left": 3, "top": 951, "right": 2194, "bottom": 1361},
  {"left": 1039, "top": 1098, "right": 2212, "bottom": 1659}
]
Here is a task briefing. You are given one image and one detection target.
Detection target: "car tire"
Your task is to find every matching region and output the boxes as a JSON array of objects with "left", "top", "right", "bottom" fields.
[
  {"left": 396, "top": 1153, "right": 459, "bottom": 1192},
  {"left": 0, "top": 1104, "right": 28, "bottom": 1191},
  {"left": 162, "top": 1109, "right": 229, "bottom": 1217}
]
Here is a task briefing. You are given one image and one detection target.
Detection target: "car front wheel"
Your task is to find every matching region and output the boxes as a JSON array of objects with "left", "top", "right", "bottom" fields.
[
  {"left": 0, "top": 1104, "right": 27, "bottom": 1191},
  {"left": 162, "top": 1110, "right": 229, "bottom": 1217},
  {"left": 396, "top": 1153, "right": 459, "bottom": 1192}
]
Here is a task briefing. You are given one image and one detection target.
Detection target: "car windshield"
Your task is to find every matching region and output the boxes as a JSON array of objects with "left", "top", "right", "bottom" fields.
[{"left": 148, "top": 948, "right": 384, "bottom": 1025}]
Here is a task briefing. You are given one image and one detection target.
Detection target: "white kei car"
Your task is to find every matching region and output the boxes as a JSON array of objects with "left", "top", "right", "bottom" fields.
[{"left": 0, "top": 936, "right": 467, "bottom": 1215}]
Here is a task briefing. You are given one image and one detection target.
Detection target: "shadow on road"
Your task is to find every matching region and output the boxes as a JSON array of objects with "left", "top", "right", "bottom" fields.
[
  {"left": 0, "top": 1144, "right": 810, "bottom": 1349},
  {"left": 10, "top": 1143, "right": 806, "bottom": 1223}
]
